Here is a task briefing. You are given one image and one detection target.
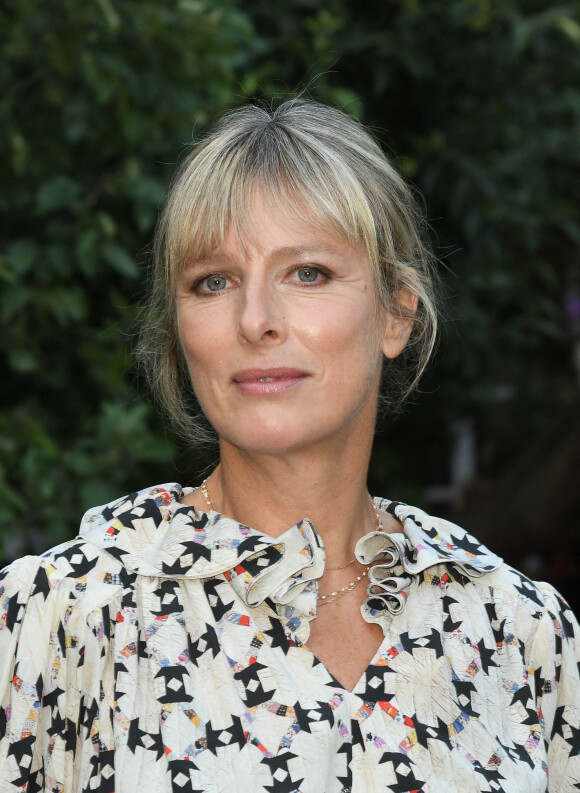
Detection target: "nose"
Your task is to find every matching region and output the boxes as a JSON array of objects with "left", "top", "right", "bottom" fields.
[{"left": 237, "top": 279, "right": 287, "bottom": 345}]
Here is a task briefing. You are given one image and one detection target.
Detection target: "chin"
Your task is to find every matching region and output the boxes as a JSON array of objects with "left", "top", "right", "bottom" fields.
[
  {"left": 210, "top": 401, "right": 375, "bottom": 457},
  {"left": 214, "top": 415, "right": 324, "bottom": 456},
  {"left": 222, "top": 430, "right": 313, "bottom": 456}
]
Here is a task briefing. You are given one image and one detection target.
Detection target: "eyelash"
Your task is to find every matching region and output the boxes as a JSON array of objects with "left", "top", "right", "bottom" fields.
[
  {"left": 291, "top": 265, "right": 331, "bottom": 285},
  {"left": 190, "top": 265, "right": 331, "bottom": 295},
  {"left": 191, "top": 273, "right": 232, "bottom": 295}
]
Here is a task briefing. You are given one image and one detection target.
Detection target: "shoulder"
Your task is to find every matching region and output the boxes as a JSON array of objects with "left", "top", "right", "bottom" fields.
[
  {"left": 1, "top": 482, "right": 188, "bottom": 634},
  {"left": 380, "top": 495, "right": 579, "bottom": 642},
  {"left": 467, "top": 562, "right": 578, "bottom": 648},
  {"left": 0, "top": 536, "right": 126, "bottom": 639},
  {"left": 487, "top": 566, "right": 580, "bottom": 664},
  {"left": 1, "top": 529, "right": 124, "bottom": 587}
]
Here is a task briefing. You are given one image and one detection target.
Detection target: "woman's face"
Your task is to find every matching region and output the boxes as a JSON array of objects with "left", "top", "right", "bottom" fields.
[{"left": 176, "top": 195, "right": 411, "bottom": 456}]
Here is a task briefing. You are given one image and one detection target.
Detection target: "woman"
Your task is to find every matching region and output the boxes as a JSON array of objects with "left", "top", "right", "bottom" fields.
[{"left": 1, "top": 100, "right": 578, "bottom": 792}]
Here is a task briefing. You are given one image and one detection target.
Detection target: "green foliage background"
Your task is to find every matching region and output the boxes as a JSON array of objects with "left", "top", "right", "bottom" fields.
[{"left": 2, "top": 0, "right": 580, "bottom": 571}]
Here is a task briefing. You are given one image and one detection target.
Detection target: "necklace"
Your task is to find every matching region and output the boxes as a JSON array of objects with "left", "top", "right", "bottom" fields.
[
  {"left": 200, "top": 477, "right": 214, "bottom": 510},
  {"left": 199, "top": 477, "right": 383, "bottom": 606},
  {"left": 325, "top": 556, "right": 356, "bottom": 571},
  {"left": 319, "top": 495, "right": 382, "bottom": 605},
  {"left": 318, "top": 565, "right": 370, "bottom": 605}
]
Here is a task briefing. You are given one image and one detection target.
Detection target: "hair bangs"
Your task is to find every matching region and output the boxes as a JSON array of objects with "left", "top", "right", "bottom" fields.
[{"left": 165, "top": 120, "right": 378, "bottom": 283}]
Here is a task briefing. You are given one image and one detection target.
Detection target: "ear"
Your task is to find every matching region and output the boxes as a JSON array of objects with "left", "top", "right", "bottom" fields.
[{"left": 381, "top": 288, "right": 418, "bottom": 359}]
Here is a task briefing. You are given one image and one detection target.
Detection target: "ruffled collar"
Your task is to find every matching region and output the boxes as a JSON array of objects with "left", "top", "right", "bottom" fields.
[{"left": 79, "top": 483, "right": 502, "bottom": 643}]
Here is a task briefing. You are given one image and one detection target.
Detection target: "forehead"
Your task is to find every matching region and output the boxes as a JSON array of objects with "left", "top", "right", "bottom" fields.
[{"left": 181, "top": 190, "right": 365, "bottom": 268}]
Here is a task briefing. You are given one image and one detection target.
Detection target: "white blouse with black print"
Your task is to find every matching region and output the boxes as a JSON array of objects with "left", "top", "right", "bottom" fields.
[{"left": 1, "top": 484, "right": 579, "bottom": 792}]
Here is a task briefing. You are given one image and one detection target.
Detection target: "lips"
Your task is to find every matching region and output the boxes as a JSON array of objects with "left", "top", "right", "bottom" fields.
[{"left": 232, "top": 368, "right": 308, "bottom": 395}]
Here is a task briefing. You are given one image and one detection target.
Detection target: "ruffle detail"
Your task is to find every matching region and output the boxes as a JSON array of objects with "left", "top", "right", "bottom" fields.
[
  {"left": 355, "top": 530, "right": 412, "bottom": 631},
  {"left": 226, "top": 518, "right": 325, "bottom": 645},
  {"left": 79, "top": 484, "right": 502, "bottom": 644}
]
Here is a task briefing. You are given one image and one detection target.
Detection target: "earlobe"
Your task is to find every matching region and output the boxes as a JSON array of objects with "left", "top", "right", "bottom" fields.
[{"left": 381, "top": 289, "right": 418, "bottom": 359}]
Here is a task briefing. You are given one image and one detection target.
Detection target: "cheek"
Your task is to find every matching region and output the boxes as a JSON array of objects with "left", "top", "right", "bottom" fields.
[
  {"left": 300, "top": 301, "right": 383, "bottom": 369},
  {"left": 178, "top": 307, "right": 220, "bottom": 366},
  {"left": 177, "top": 310, "right": 224, "bottom": 402}
]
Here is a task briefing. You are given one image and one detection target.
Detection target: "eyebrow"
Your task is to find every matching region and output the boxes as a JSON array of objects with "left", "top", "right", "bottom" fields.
[
  {"left": 188, "top": 242, "right": 346, "bottom": 267},
  {"left": 269, "top": 243, "right": 345, "bottom": 259}
]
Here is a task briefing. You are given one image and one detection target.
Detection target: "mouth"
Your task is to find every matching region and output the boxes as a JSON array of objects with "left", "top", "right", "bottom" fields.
[{"left": 232, "top": 368, "right": 308, "bottom": 395}]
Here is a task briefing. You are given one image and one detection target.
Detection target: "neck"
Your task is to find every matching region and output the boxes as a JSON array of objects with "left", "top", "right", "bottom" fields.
[{"left": 208, "top": 428, "right": 377, "bottom": 566}]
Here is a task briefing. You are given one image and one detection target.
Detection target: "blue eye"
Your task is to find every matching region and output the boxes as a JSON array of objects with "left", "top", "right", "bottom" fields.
[
  {"left": 206, "top": 276, "right": 227, "bottom": 291},
  {"left": 297, "top": 267, "right": 320, "bottom": 283}
]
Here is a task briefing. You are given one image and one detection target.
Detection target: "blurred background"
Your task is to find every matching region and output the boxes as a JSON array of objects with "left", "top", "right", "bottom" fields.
[{"left": 1, "top": 0, "right": 579, "bottom": 609}]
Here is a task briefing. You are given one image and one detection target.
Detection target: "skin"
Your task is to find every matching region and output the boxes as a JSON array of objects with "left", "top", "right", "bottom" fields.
[{"left": 177, "top": 193, "right": 415, "bottom": 690}]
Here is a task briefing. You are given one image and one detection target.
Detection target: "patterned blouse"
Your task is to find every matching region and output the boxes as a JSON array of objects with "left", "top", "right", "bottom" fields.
[{"left": 1, "top": 484, "right": 579, "bottom": 792}]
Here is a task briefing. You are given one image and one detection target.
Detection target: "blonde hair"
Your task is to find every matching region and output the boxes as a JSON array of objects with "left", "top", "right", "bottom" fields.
[{"left": 137, "top": 99, "right": 438, "bottom": 445}]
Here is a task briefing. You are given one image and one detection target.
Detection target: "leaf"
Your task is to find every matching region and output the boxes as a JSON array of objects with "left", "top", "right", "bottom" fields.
[
  {"left": 36, "top": 176, "right": 81, "bottom": 215},
  {"left": 94, "top": 0, "right": 120, "bottom": 30},
  {"left": 5, "top": 240, "right": 38, "bottom": 277},
  {"left": 40, "top": 286, "right": 87, "bottom": 326},
  {"left": 101, "top": 241, "right": 139, "bottom": 278},
  {"left": 555, "top": 14, "right": 580, "bottom": 43},
  {"left": 7, "top": 348, "right": 38, "bottom": 373}
]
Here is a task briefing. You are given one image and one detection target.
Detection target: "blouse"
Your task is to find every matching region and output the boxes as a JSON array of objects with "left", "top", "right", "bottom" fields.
[{"left": 0, "top": 483, "right": 579, "bottom": 793}]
